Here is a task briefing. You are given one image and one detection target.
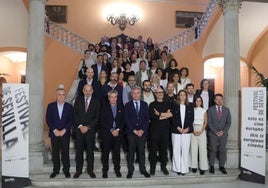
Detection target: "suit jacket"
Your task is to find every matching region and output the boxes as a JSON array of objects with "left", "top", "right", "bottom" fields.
[
  {"left": 91, "top": 63, "right": 108, "bottom": 81},
  {"left": 101, "top": 83, "right": 123, "bottom": 106},
  {"left": 124, "top": 100, "right": 149, "bottom": 136},
  {"left": 73, "top": 96, "right": 101, "bottom": 130},
  {"left": 46, "top": 102, "right": 73, "bottom": 138},
  {"left": 76, "top": 79, "right": 101, "bottom": 99},
  {"left": 195, "top": 89, "right": 215, "bottom": 108},
  {"left": 207, "top": 105, "right": 231, "bottom": 136},
  {"left": 170, "top": 103, "right": 194, "bottom": 134},
  {"left": 157, "top": 59, "right": 169, "bottom": 70},
  {"left": 135, "top": 70, "right": 151, "bottom": 87},
  {"left": 100, "top": 103, "right": 124, "bottom": 136}
]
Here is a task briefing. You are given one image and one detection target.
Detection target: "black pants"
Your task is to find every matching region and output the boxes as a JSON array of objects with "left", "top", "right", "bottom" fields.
[
  {"left": 149, "top": 129, "right": 169, "bottom": 170},
  {"left": 51, "top": 136, "right": 70, "bottom": 174},
  {"left": 75, "top": 129, "right": 95, "bottom": 173},
  {"left": 127, "top": 135, "right": 146, "bottom": 174},
  {"left": 101, "top": 134, "right": 121, "bottom": 172}
]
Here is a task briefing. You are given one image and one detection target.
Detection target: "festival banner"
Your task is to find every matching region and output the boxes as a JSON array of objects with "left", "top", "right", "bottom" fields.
[
  {"left": 1, "top": 83, "right": 30, "bottom": 188},
  {"left": 240, "top": 87, "right": 266, "bottom": 184}
]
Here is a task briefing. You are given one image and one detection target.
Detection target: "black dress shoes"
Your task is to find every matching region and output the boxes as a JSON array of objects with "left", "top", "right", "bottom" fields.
[
  {"left": 88, "top": 171, "right": 96, "bottom": 178},
  {"left": 115, "top": 171, "right": 122, "bottom": 178},
  {"left": 141, "top": 171, "right": 151, "bottom": 178},
  {"left": 161, "top": 167, "right": 169, "bottom": 175},
  {"left": 177, "top": 172, "right": 181, "bottom": 175},
  {"left": 49, "top": 172, "right": 59, "bottom": 178},
  {"left": 150, "top": 168, "right": 155, "bottom": 176},
  {"left": 73, "top": 172, "right": 81, "bottom": 179},
  {"left": 192, "top": 168, "right": 197, "bottom": 173},
  {"left": 200, "top": 170, "right": 205, "bottom": 175},
  {"left": 219, "top": 167, "right": 227, "bottom": 174},
  {"left": 64, "top": 172, "right": 71, "bottom": 178},
  {"left": 209, "top": 166, "right": 215, "bottom": 174},
  {"left": 126, "top": 172, "right": 133, "bottom": 179}
]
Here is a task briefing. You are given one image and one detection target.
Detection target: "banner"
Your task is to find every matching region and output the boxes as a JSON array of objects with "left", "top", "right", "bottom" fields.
[
  {"left": 1, "top": 83, "right": 30, "bottom": 188},
  {"left": 240, "top": 87, "right": 266, "bottom": 184}
]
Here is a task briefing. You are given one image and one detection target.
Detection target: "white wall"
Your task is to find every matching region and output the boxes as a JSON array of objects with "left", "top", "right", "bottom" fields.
[{"left": 0, "top": 0, "right": 28, "bottom": 48}]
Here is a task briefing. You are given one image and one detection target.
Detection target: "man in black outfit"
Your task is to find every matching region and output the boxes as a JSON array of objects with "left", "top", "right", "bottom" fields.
[
  {"left": 149, "top": 87, "right": 173, "bottom": 176},
  {"left": 100, "top": 90, "right": 124, "bottom": 179},
  {"left": 124, "top": 86, "right": 150, "bottom": 179},
  {"left": 73, "top": 84, "right": 100, "bottom": 179}
]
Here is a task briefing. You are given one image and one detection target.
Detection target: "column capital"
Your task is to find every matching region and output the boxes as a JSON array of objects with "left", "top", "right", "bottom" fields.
[
  {"left": 218, "top": 0, "right": 242, "bottom": 15},
  {"left": 28, "top": 0, "right": 47, "bottom": 3}
]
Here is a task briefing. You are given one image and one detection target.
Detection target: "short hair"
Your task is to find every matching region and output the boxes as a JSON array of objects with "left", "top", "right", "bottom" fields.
[
  {"left": 108, "top": 90, "right": 118, "bottom": 97},
  {"left": 97, "top": 53, "right": 103, "bottom": 58},
  {"left": 214, "top": 93, "right": 223, "bottom": 98},
  {"left": 160, "top": 51, "right": 167, "bottom": 56},
  {"left": 128, "top": 75, "right": 136, "bottom": 81},
  {"left": 88, "top": 43, "right": 95, "bottom": 49},
  {"left": 84, "top": 49, "right": 90, "bottom": 54},
  {"left": 131, "top": 86, "right": 141, "bottom": 94},
  {"left": 142, "top": 79, "right": 151, "bottom": 87},
  {"left": 180, "top": 67, "right": 189, "bottom": 77},
  {"left": 169, "top": 59, "right": 178, "bottom": 67},
  {"left": 139, "top": 60, "right": 146, "bottom": 65},
  {"left": 56, "top": 87, "right": 65, "bottom": 93},
  {"left": 186, "top": 83, "right": 194, "bottom": 89}
]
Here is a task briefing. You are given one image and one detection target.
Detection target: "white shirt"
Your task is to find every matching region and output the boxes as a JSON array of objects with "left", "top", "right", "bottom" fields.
[
  {"left": 131, "top": 62, "right": 140, "bottom": 73},
  {"left": 57, "top": 102, "right": 64, "bottom": 119},
  {"left": 141, "top": 70, "right": 149, "bottom": 84},
  {"left": 201, "top": 91, "right": 209, "bottom": 110},
  {"left": 180, "top": 77, "right": 191, "bottom": 89},
  {"left": 143, "top": 92, "right": 154, "bottom": 105},
  {"left": 180, "top": 104, "right": 186, "bottom": 128}
]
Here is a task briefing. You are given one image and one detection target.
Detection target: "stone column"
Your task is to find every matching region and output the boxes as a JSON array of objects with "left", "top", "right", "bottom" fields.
[
  {"left": 218, "top": 0, "right": 242, "bottom": 168},
  {"left": 26, "top": 0, "right": 46, "bottom": 172}
]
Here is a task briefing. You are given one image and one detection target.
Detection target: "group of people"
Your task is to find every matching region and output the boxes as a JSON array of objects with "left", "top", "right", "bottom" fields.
[{"left": 46, "top": 35, "right": 231, "bottom": 179}]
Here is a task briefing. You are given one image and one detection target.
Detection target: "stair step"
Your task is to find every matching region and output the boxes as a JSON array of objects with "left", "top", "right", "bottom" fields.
[{"left": 30, "top": 169, "right": 240, "bottom": 187}]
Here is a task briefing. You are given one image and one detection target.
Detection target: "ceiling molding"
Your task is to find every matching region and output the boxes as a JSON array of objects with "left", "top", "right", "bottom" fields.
[{"left": 142, "top": 0, "right": 208, "bottom": 6}]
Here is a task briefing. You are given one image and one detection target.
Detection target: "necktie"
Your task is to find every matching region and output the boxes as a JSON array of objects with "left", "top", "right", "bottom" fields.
[
  {"left": 217, "top": 106, "right": 222, "bottom": 119},
  {"left": 85, "top": 98, "right": 89, "bottom": 112},
  {"left": 135, "top": 102, "right": 139, "bottom": 115}
]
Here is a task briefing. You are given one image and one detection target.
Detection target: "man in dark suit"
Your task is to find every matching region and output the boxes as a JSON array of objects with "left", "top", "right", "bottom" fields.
[
  {"left": 76, "top": 67, "right": 100, "bottom": 100},
  {"left": 100, "top": 90, "right": 124, "bottom": 179},
  {"left": 124, "top": 86, "right": 150, "bottom": 179},
  {"left": 101, "top": 72, "right": 123, "bottom": 106},
  {"left": 91, "top": 53, "right": 108, "bottom": 81},
  {"left": 207, "top": 93, "right": 231, "bottom": 174},
  {"left": 73, "top": 84, "right": 101, "bottom": 179},
  {"left": 46, "top": 86, "right": 73, "bottom": 178}
]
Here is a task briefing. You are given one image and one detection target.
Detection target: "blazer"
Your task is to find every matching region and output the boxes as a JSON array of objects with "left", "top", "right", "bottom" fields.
[
  {"left": 73, "top": 96, "right": 101, "bottom": 130},
  {"left": 195, "top": 89, "right": 215, "bottom": 108},
  {"left": 91, "top": 63, "right": 108, "bottom": 81},
  {"left": 135, "top": 70, "right": 151, "bottom": 87},
  {"left": 170, "top": 103, "right": 194, "bottom": 134},
  {"left": 157, "top": 59, "right": 169, "bottom": 70},
  {"left": 76, "top": 79, "right": 101, "bottom": 99},
  {"left": 100, "top": 103, "right": 124, "bottom": 136},
  {"left": 124, "top": 100, "right": 149, "bottom": 136},
  {"left": 46, "top": 101, "right": 73, "bottom": 138},
  {"left": 207, "top": 105, "right": 231, "bottom": 136},
  {"left": 101, "top": 84, "right": 123, "bottom": 105}
]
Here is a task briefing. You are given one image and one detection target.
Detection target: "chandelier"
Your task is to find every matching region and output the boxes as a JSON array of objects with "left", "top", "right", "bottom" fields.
[{"left": 105, "top": 3, "right": 141, "bottom": 31}]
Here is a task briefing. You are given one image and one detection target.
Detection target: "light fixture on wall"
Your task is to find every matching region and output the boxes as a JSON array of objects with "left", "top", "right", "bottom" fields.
[{"left": 105, "top": 3, "right": 141, "bottom": 31}]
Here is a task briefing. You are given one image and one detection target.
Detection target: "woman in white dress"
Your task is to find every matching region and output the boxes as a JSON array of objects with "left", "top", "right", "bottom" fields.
[
  {"left": 191, "top": 96, "right": 208, "bottom": 175},
  {"left": 171, "top": 90, "right": 194, "bottom": 175},
  {"left": 179, "top": 67, "right": 191, "bottom": 89}
]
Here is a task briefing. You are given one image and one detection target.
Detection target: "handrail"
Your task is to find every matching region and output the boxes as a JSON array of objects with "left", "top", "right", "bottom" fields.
[{"left": 44, "top": 0, "right": 217, "bottom": 54}]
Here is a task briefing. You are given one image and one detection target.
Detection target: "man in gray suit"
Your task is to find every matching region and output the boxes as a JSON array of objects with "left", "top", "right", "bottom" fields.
[{"left": 207, "top": 93, "right": 231, "bottom": 174}]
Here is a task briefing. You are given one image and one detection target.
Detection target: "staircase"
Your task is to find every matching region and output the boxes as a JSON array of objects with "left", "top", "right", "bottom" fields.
[
  {"left": 45, "top": 0, "right": 218, "bottom": 54},
  {"left": 29, "top": 138, "right": 240, "bottom": 187}
]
